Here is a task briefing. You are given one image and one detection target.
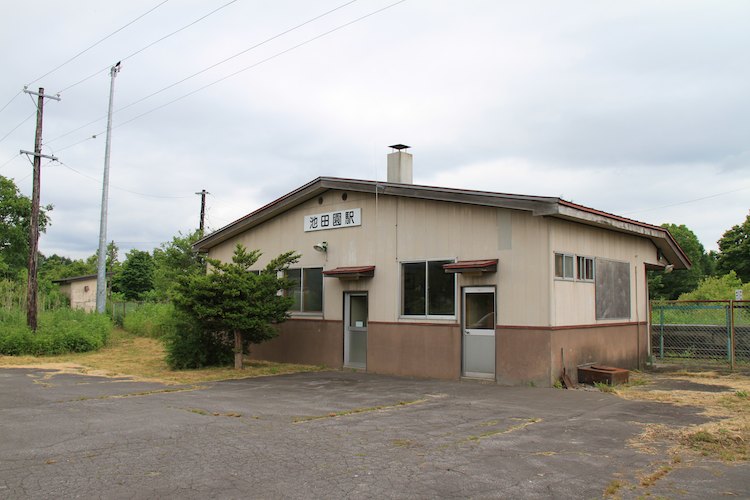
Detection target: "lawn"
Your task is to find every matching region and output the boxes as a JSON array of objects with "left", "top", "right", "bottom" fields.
[{"left": 0, "top": 327, "right": 325, "bottom": 385}]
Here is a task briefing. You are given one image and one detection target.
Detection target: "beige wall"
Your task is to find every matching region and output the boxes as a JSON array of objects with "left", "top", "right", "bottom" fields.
[
  {"left": 208, "top": 189, "right": 659, "bottom": 385},
  {"left": 58, "top": 278, "right": 98, "bottom": 312},
  {"left": 208, "top": 191, "right": 554, "bottom": 327},
  {"left": 549, "top": 219, "right": 657, "bottom": 327}
]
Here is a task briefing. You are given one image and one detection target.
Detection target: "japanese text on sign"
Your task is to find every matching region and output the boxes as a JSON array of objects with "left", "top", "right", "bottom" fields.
[{"left": 304, "top": 208, "right": 361, "bottom": 232}]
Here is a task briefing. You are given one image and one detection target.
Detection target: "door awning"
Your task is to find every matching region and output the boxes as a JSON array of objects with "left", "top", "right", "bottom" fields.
[
  {"left": 322, "top": 266, "right": 376, "bottom": 280},
  {"left": 443, "top": 259, "right": 498, "bottom": 274}
]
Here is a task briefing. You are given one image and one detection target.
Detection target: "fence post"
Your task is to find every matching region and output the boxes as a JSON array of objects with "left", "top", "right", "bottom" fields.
[
  {"left": 730, "top": 300, "right": 735, "bottom": 371},
  {"left": 725, "top": 302, "right": 732, "bottom": 363},
  {"left": 659, "top": 306, "right": 665, "bottom": 360}
]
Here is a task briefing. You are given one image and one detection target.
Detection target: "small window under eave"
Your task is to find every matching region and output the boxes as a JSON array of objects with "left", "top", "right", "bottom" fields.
[
  {"left": 322, "top": 266, "right": 376, "bottom": 280},
  {"left": 443, "top": 259, "right": 498, "bottom": 274}
]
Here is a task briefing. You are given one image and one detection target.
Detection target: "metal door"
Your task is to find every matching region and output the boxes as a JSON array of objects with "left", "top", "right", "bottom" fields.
[
  {"left": 344, "top": 293, "right": 368, "bottom": 369},
  {"left": 462, "top": 287, "right": 496, "bottom": 378}
]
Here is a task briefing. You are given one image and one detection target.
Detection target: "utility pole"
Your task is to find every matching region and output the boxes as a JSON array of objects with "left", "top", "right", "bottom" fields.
[
  {"left": 96, "top": 62, "right": 121, "bottom": 314},
  {"left": 195, "top": 189, "right": 209, "bottom": 234},
  {"left": 21, "top": 87, "right": 60, "bottom": 331}
]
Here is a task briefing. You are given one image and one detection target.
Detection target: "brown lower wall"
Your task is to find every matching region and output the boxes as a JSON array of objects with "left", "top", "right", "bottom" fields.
[
  {"left": 367, "top": 322, "right": 461, "bottom": 380},
  {"left": 496, "top": 328, "right": 552, "bottom": 387},
  {"left": 497, "top": 322, "right": 647, "bottom": 387},
  {"left": 248, "top": 318, "right": 646, "bottom": 387},
  {"left": 549, "top": 323, "right": 648, "bottom": 385},
  {"left": 247, "top": 318, "right": 343, "bottom": 368}
]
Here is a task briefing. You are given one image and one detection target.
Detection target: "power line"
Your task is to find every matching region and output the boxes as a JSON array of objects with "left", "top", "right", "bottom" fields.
[
  {"left": 103, "top": 0, "right": 409, "bottom": 134},
  {"left": 57, "top": 160, "right": 194, "bottom": 199},
  {"left": 0, "top": 153, "right": 22, "bottom": 171},
  {"left": 54, "top": 0, "right": 239, "bottom": 95},
  {"left": 0, "top": 90, "right": 22, "bottom": 115},
  {"left": 46, "top": 0, "right": 366, "bottom": 146},
  {"left": 0, "top": 111, "right": 36, "bottom": 145},
  {"left": 622, "top": 185, "right": 750, "bottom": 215},
  {"left": 26, "top": 0, "right": 170, "bottom": 87}
]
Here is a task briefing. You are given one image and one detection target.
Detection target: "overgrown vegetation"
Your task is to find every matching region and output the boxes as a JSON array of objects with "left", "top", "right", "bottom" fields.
[
  {"left": 0, "top": 308, "right": 111, "bottom": 355},
  {"left": 121, "top": 302, "right": 175, "bottom": 338}
]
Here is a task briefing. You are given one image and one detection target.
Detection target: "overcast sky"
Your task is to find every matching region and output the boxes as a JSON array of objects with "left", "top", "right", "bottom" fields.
[{"left": 1, "top": 0, "right": 748, "bottom": 261}]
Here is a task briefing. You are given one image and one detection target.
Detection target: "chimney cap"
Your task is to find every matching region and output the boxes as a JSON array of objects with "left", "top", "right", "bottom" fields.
[{"left": 389, "top": 144, "right": 410, "bottom": 151}]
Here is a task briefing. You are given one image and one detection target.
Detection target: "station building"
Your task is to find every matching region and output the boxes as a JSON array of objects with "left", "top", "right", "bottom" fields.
[{"left": 193, "top": 146, "right": 690, "bottom": 386}]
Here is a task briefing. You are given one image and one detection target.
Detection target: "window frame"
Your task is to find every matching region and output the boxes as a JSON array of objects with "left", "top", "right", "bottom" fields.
[
  {"left": 286, "top": 266, "right": 324, "bottom": 314},
  {"left": 400, "top": 259, "right": 457, "bottom": 319},
  {"left": 576, "top": 255, "right": 595, "bottom": 282},
  {"left": 554, "top": 252, "right": 575, "bottom": 280}
]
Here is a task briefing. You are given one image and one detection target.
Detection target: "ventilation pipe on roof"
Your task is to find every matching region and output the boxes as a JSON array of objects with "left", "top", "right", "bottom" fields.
[{"left": 387, "top": 144, "right": 413, "bottom": 184}]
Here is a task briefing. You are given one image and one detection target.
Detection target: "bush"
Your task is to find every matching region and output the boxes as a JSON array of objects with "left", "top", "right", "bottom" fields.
[
  {"left": 122, "top": 302, "right": 176, "bottom": 339},
  {"left": 165, "top": 313, "right": 233, "bottom": 369},
  {"left": 0, "top": 308, "right": 111, "bottom": 356}
]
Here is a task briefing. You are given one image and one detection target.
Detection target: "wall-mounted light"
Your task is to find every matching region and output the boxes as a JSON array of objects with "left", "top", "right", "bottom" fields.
[
  {"left": 664, "top": 264, "right": 674, "bottom": 274},
  {"left": 313, "top": 241, "right": 328, "bottom": 253}
]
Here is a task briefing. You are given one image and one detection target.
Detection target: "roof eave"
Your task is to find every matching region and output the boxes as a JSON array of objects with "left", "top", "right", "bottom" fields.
[{"left": 553, "top": 203, "right": 691, "bottom": 270}]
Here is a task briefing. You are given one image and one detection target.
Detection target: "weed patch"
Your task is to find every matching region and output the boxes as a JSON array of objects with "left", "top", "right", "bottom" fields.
[{"left": 0, "top": 308, "right": 111, "bottom": 356}]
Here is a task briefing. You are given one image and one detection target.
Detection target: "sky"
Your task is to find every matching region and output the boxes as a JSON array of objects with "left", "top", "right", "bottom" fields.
[{"left": 1, "top": 0, "right": 748, "bottom": 261}]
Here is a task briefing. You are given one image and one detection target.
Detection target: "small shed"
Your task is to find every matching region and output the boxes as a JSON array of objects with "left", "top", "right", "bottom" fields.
[{"left": 53, "top": 274, "right": 100, "bottom": 312}]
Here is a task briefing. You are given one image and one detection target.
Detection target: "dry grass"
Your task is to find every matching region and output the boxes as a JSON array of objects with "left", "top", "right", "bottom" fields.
[
  {"left": 0, "top": 328, "right": 325, "bottom": 385},
  {"left": 617, "top": 370, "right": 750, "bottom": 462}
]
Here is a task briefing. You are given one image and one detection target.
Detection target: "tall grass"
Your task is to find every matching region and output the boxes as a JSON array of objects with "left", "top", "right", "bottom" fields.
[
  {"left": 0, "top": 279, "right": 68, "bottom": 312},
  {"left": 122, "top": 302, "right": 176, "bottom": 338},
  {"left": 0, "top": 308, "right": 112, "bottom": 356}
]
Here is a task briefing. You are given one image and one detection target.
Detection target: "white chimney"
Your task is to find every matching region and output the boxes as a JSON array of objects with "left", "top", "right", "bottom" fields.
[{"left": 387, "top": 144, "right": 413, "bottom": 184}]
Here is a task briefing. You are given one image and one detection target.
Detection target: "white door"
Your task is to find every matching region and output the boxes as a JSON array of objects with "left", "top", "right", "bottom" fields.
[
  {"left": 462, "top": 287, "right": 496, "bottom": 379},
  {"left": 344, "top": 293, "right": 367, "bottom": 369}
]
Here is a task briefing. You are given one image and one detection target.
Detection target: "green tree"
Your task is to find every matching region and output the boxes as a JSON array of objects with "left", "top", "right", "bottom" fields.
[
  {"left": 648, "top": 223, "right": 712, "bottom": 299},
  {"left": 172, "top": 244, "right": 299, "bottom": 369},
  {"left": 151, "top": 230, "right": 206, "bottom": 300},
  {"left": 716, "top": 211, "right": 750, "bottom": 282},
  {"left": 678, "top": 271, "right": 750, "bottom": 301},
  {"left": 115, "top": 249, "right": 154, "bottom": 301},
  {"left": 0, "top": 175, "right": 51, "bottom": 279}
]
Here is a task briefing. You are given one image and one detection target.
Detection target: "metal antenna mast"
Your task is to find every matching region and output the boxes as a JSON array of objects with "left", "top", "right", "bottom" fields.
[{"left": 96, "top": 62, "right": 121, "bottom": 314}]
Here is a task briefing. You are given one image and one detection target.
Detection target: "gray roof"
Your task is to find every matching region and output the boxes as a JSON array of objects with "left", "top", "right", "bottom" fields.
[{"left": 193, "top": 177, "right": 690, "bottom": 269}]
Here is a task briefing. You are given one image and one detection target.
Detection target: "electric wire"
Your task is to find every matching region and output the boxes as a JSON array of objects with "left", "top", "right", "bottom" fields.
[
  {"left": 0, "top": 153, "right": 22, "bottom": 171},
  {"left": 45, "top": 0, "right": 363, "bottom": 146},
  {"left": 54, "top": 0, "right": 239, "bottom": 95},
  {"left": 57, "top": 160, "right": 194, "bottom": 199},
  {"left": 25, "top": 0, "right": 170, "bottom": 87},
  {"left": 0, "top": 111, "right": 36, "bottom": 145},
  {"left": 100, "top": 0, "right": 409, "bottom": 136},
  {"left": 0, "top": 90, "right": 21, "bottom": 115},
  {"left": 622, "top": 185, "right": 750, "bottom": 215}
]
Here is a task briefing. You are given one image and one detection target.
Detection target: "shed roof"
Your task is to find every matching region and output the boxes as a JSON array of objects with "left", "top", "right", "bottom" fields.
[{"left": 193, "top": 177, "right": 691, "bottom": 270}]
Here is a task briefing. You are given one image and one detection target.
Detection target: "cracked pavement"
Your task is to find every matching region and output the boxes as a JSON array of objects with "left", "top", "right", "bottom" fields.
[{"left": 0, "top": 368, "right": 748, "bottom": 499}]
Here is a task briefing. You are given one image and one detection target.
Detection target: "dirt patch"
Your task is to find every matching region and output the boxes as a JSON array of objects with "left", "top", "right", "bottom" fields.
[
  {"left": 616, "top": 370, "right": 750, "bottom": 462},
  {"left": 0, "top": 328, "right": 325, "bottom": 385}
]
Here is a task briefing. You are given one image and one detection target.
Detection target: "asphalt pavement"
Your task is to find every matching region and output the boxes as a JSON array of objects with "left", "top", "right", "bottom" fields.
[{"left": 0, "top": 368, "right": 747, "bottom": 499}]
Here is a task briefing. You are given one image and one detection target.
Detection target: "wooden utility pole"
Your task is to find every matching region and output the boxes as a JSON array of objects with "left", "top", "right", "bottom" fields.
[
  {"left": 195, "top": 189, "right": 209, "bottom": 233},
  {"left": 21, "top": 87, "right": 59, "bottom": 331}
]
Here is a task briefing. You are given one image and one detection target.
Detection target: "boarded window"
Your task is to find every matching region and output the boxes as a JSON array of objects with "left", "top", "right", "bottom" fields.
[{"left": 595, "top": 259, "right": 630, "bottom": 320}]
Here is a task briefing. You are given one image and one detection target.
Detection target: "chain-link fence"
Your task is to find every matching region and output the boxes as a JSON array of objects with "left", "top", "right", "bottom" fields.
[{"left": 651, "top": 300, "right": 750, "bottom": 368}]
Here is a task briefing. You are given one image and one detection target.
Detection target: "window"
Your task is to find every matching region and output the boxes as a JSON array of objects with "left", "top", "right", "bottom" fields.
[
  {"left": 554, "top": 253, "right": 574, "bottom": 280},
  {"left": 401, "top": 260, "right": 455, "bottom": 317},
  {"left": 577, "top": 256, "right": 595, "bottom": 281},
  {"left": 286, "top": 267, "right": 323, "bottom": 313}
]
